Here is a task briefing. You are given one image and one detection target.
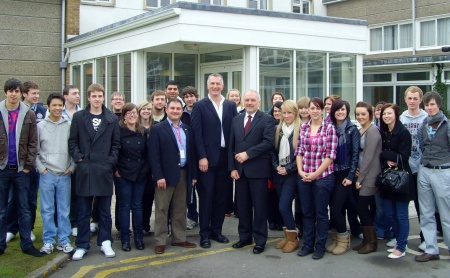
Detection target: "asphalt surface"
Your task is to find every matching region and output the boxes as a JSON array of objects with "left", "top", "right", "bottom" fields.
[{"left": 35, "top": 199, "right": 449, "bottom": 278}]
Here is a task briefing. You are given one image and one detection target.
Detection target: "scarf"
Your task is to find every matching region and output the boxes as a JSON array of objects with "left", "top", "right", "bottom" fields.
[
  {"left": 335, "top": 119, "right": 348, "bottom": 166},
  {"left": 278, "top": 122, "right": 294, "bottom": 166},
  {"left": 427, "top": 110, "right": 444, "bottom": 125}
]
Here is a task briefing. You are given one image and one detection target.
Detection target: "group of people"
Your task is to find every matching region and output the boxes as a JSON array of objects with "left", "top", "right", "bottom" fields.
[{"left": 0, "top": 75, "right": 448, "bottom": 265}]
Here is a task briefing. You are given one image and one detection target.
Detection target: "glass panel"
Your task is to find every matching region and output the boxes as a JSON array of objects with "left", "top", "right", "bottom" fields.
[
  {"left": 445, "top": 71, "right": 450, "bottom": 81},
  {"left": 174, "top": 53, "right": 197, "bottom": 91},
  {"left": 397, "top": 71, "right": 430, "bottom": 81},
  {"left": 232, "top": 71, "right": 242, "bottom": 94},
  {"left": 213, "top": 0, "right": 221, "bottom": 5},
  {"left": 119, "top": 53, "right": 132, "bottom": 104},
  {"left": 363, "top": 73, "right": 392, "bottom": 82},
  {"left": 259, "top": 48, "right": 293, "bottom": 112},
  {"left": 421, "top": 20, "right": 435, "bottom": 47},
  {"left": 107, "top": 56, "right": 118, "bottom": 99},
  {"left": 396, "top": 85, "right": 431, "bottom": 112},
  {"left": 400, "top": 24, "right": 412, "bottom": 48},
  {"left": 296, "top": 51, "right": 326, "bottom": 101},
  {"left": 437, "top": 18, "right": 450, "bottom": 46},
  {"left": 204, "top": 72, "right": 228, "bottom": 98},
  {"left": 83, "top": 63, "right": 93, "bottom": 105},
  {"left": 293, "top": 6, "right": 301, "bottom": 13},
  {"left": 96, "top": 58, "right": 106, "bottom": 88},
  {"left": 146, "top": 52, "right": 171, "bottom": 100},
  {"left": 303, "top": 1, "right": 310, "bottom": 14},
  {"left": 200, "top": 49, "right": 243, "bottom": 63},
  {"left": 249, "top": 0, "right": 257, "bottom": 9},
  {"left": 384, "top": 25, "right": 398, "bottom": 51},
  {"left": 329, "top": 53, "right": 357, "bottom": 117},
  {"left": 72, "top": 65, "right": 81, "bottom": 90},
  {"left": 363, "top": 86, "right": 394, "bottom": 106},
  {"left": 260, "top": 0, "right": 267, "bottom": 9},
  {"left": 161, "top": 0, "right": 171, "bottom": 6},
  {"left": 146, "top": 0, "right": 157, "bottom": 7},
  {"left": 370, "top": 28, "right": 382, "bottom": 51}
]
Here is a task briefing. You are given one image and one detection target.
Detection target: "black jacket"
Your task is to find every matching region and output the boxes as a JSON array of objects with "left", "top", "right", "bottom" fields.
[
  {"left": 270, "top": 130, "right": 297, "bottom": 183},
  {"left": 116, "top": 127, "right": 149, "bottom": 182},
  {"left": 334, "top": 118, "right": 360, "bottom": 181}
]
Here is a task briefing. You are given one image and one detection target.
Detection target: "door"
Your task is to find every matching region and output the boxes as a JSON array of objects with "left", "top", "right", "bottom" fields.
[{"left": 200, "top": 63, "right": 243, "bottom": 98}]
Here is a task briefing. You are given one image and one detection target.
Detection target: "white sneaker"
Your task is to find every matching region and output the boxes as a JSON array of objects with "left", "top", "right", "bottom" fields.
[
  {"left": 72, "top": 227, "right": 78, "bottom": 237},
  {"left": 72, "top": 249, "right": 87, "bottom": 261},
  {"left": 101, "top": 240, "right": 115, "bottom": 258},
  {"left": 90, "top": 222, "right": 99, "bottom": 233},
  {"left": 386, "top": 239, "right": 397, "bottom": 247},
  {"left": 57, "top": 243, "right": 74, "bottom": 253},
  {"left": 186, "top": 219, "right": 198, "bottom": 230},
  {"left": 40, "top": 243, "right": 54, "bottom": 254},
  {"left": 6, "top": 232, "right": 15, "bottom": 243},
  {"left": 30, "top": 231, "right": 36, "bottom": 242},
  {"left": 418, "top": 241, "right": 426, "bottom": 252}
]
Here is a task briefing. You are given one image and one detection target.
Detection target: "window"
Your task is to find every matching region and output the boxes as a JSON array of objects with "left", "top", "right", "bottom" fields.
[
  {"left": 370, "top": 23, "right": 412, "bottom": 51},
  {"left": 200, "top": 0, "right": 221, "bottom": 5},
  {"left": 81, "top": 0, "right": 114, "bottom": 6},
  {"left": 420, "top": 17, "right": 450, "bottom": 47},
  {"left": 145, "top": 0, "right": 171, "bottom": 8},
  {"left": 293, "top": 0, "right": 310, "bottom": 14},
  {"left": 249, "top": 0, "right": 268, "bottom": 9}
]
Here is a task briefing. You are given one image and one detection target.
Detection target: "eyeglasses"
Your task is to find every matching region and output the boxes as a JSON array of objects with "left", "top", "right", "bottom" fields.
[
  {"left": 112, "top": 98, "right": 124, "bottom": 101},
  {"left": 126, "top": 111, "right": 137, "bottom": 116}
]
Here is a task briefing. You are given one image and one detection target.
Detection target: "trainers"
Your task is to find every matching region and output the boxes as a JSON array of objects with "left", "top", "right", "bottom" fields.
[
  {"left": 386, "top": 239, "right": 397, "bottom": 248},
  {"left": 40, "top": 243, "right": 54, "bottom": 254},
  {"left": 101, "top": 240, "right": 115, "bottom": 258},
  {"left": 57, "top": 243, "right": 74, "bottom": 253},
  {"left": 90, "top": 222, "right": 99, "bottom": 233},
  {"left": 418, "top": 241, "right": 426, "bottom": 252},
  {"left": 72, "top": 227, "right": 78, "bottom": 237},
  {"left": 186, "top": 219, "right": 198, "bottom": 230},
  {"left": 72, "top": 249, "right": 87, "bottom": 261},
  {"left": 30, "top": 231, "right": 36, "bottom": 242},
  {"left": 6, "top": 232, "right": 15, "bottom": 243}
]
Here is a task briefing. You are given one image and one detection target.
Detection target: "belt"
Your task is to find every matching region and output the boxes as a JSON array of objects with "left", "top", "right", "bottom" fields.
[
  {"left": 424, "top": 165, "right": 450, "bottom": 170},
  {"left": 6, "top": 165, "right": 18, "bottom": 170}
]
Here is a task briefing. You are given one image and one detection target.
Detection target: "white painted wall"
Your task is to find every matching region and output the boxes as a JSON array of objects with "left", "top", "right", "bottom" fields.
[
  {"left": 226, "top": 0, "right": 247, "bottom": 8},
  {"left": 313, "top": 0, "right": 327, "bottom": 16},
  {"left": 271, "top": 0, "right": 291, "bottom": 12}
]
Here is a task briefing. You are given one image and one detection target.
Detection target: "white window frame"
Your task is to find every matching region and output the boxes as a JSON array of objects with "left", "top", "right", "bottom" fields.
[
  {"left": 199, "top": 0, "right": 222, "bottom": 5},
  {"left": 81, "top": 0, "right": 115, "bottom": 7},
  {"left": 144, "top": 0, "right": 172, "bottom": 9},
  {"left": 369, "top": 22, "right": 413, "bottom": 53},
  {"left": 419, "top": 16, "right": 450, "bottom": 49},
  {"left": 249, "top": 0, "right": 269, "bottom": 10},
  {"left": 292, "top": 0, "right": 310, "bottom": 15}
]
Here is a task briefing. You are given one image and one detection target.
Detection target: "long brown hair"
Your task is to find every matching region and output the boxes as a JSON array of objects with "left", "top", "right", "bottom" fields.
[
  {"left": 380, "top": 103, "right": 400, "bottom": 135},
  {"left": 120, "top": 103, "right": 145, "bottom": 135}
]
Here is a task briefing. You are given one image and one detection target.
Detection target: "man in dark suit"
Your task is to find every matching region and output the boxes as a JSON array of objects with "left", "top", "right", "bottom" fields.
[
  {"left": 229, "top": 90, "right": 275, "bottom": 254},
  {"left": 191, "top": 73, "right": 237, "bottom": 248},
  {"left": 149, "top": 99, "right": 197, "bottom": 254}
]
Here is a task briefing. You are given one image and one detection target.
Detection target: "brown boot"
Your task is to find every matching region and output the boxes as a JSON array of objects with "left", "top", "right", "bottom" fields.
[
  {"left": 332, "top": 233, "right": 350, "bottom": 255},
  {"left": 353, "top": 226, "right": 368, "bottom": 251},
  {"left": 358, "top": 226, "right": 377, "bottom": 254},
  {"left": 326, "top": 231, "right": 338, "bottom": 253},
  {"left": 275, "top": 227, "right": 288, "bottom": 249},
  {"left": 282, "top": 230, "right": 299, "bottom": 253}
]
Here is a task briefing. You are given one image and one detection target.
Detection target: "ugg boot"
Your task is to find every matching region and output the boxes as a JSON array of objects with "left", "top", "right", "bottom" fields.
[
  {"left": 358, "top": 226, "right": 377, "bottom": 254},
  {"left": 282, "top": 230, "right": 299, "bottom": 253},
  {"left": 326, "top": 231, "right": 338, "bottom": 253},
  {"left": 332, "top": 233, "right": 350, "bottom": 255},
  {"left": 353, "top": 226, "right": 368, "bottom": 251},
  {"left": 275, "top": 227, "right": 288, "bottom": 249}
]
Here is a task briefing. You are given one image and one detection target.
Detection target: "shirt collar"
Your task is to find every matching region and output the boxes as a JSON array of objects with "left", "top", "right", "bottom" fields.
[
  {"left": 166, "top": 117, "right": 183, "bottom": 128},
  {"left": 208, "top": 94, "right": 225, "bottom": 103}
]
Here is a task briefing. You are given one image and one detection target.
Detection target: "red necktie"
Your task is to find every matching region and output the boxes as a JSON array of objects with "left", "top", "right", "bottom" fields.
[{"left": 244, "top": 115, "right": 252, "bottom": 135}]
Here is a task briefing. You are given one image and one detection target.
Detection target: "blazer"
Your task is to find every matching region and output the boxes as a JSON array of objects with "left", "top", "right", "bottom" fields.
[
  {"left": 191, "top": 97, "right": 237, "bottom": 167},
  {"left": 228, "top": 110, "right": 275, "bottom": 179},
  {"left": 149, "top": 119, "right": 197, "bottom": 187},
  {"left": 68, "top": 104, "right": 120, "bottom": 196}
]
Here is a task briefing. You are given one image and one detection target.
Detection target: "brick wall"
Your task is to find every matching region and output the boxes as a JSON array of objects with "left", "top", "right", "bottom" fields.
[{"left": 66, "top": 0, "right": 80, "bottom": 36}]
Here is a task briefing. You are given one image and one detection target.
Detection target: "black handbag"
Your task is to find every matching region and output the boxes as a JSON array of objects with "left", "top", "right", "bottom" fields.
[{"left": 377, "top": 155, "right": 410, "bottom": 194}]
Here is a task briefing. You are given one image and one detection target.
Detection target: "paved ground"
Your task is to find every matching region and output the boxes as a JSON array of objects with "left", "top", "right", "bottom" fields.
[{"left": 46, "top": 199, "right": 449, "bottom": 278}]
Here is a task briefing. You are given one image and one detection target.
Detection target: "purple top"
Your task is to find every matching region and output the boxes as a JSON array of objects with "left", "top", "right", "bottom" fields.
[{"left": 7, "top": 108, "right": 19, "bottom": 165}]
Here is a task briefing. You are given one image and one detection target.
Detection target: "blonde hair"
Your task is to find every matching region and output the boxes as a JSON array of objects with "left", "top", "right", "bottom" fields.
[
  {"left": 137, "top": 101, "right": 153, "bottom": 128},
  {"left": 226, "top": 88, "right": 243, "bottom": 110},
  {"left": 275, "top": 100, "right": 301, "bottom": 151}
]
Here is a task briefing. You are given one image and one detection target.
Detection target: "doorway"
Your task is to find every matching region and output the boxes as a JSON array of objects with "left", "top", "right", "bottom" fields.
[{"left": 200, "top": 62, "right": 243, "bottom": 98}]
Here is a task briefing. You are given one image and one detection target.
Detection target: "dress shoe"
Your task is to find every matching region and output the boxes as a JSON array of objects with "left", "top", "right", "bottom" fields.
[
  {"left": 415, "top": 253, "right": 440, "bottom": 262},
  {"left": 312, "top": 250, "right": 325, "bottom": 260},
  {"left": 388, "top": 251, "right": 405, "bottom": 259},
  {"left": 122, "top": 242, "right": 131, "bottom": 252},
  {"left": 200, "top": 237, "right": 211, "bottom": 248},
  {"left": 154, "top": 245, "right": 166, "bottom": 254},
  {"left": 253, "top": 245, "right": 265, "bottom": 254},
  {"left": 297, "top": 246, "right": 314, "bottom": 257},
  {"left": 210, "top": 234, "right": 229, "bottom": 243},
  {"left": 172, "top": 241, "right": 196, "bottom": 248},
  {"left": 22, "top": 245, "right": 43, "bottom": 257},
  {"left": 135, "top": 241, "right": 145, "bottom": 250},
  {"left": 232, "top": 240, "right": 253, "bottom": 249}
]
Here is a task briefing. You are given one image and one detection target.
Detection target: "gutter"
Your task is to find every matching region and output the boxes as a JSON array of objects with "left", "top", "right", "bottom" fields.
[{"left": 60, "top": 0, "right": 67, "bottom": 90}]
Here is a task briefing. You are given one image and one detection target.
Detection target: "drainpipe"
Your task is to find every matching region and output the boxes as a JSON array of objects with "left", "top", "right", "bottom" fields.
[
  {"left": 412, "top": 0, "right": 416, "bottom": 55},
  {"left": 60, "top": 0, "right": 67, "bottom": 90}
]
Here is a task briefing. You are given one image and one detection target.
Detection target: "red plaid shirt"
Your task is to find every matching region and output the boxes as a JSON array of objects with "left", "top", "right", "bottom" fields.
[{"left": 294, "top": 119, "right": 337, "bottom": 179}]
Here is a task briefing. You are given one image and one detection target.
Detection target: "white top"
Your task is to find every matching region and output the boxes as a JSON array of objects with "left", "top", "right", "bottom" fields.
[{"left": 208, "top": 94, "right": 225, "bottom": 147}]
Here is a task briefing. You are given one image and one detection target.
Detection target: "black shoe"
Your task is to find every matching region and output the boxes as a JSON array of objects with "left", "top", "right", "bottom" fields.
[
  {"left": 210, "top": 234, "right": 229, "bottom": 243},
  {"left": 232, "top": 240, "right": 253, "bottom": 249},
  {"left": 135, "top": 241, "right": 145, "bottom": 250},
  {"left": 269, "top": 223, "right": 277, "bottom": 231},
  {"left": 312, "top": 250, "right": 325, "bottom": 260},
  {"left": 253, "top": 245, "right": 265, "bottom": 254},
  {"left": 22, "top": 246, "right": 43, "bottom": 257},
  {"left": 200, "top": 237, "right": 211, "bottom": 248},
  {"left": 297, "top": 246, "right": 313, "bottom": 257},
  {"left": 122, "top": 242, "right": 131, "bottom": 252}
]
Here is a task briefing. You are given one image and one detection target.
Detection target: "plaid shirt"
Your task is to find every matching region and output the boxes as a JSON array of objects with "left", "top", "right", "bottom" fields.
[{"left": 294, "top": 119, "right": 337, "bottom": 179}]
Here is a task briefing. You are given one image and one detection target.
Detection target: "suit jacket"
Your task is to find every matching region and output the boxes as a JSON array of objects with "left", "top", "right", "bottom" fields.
[
  {"left": 191, "top": 97, "right": 237, "bottom": 167},
  {"left": 149, "top": 119, "right": 197, "bottom": 187},
  {"left": 68, "top": 104, "right": 120, "bottom": 196},
  {"left": 228, "top": 110, "right": 275, "bottom": 178}
]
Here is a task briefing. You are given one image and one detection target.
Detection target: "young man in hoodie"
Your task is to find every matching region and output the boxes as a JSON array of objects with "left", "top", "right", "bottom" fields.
[
  {"left": 399, "top": 86, "right": 428, "bottom": 250},
  {"left": 37, "top": 93, "right": 76, "bottom": 255}
]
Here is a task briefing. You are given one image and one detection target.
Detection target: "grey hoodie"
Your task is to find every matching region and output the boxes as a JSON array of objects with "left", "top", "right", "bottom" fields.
[
  {"left": 400, "top": 109, "right": 427, "bottom": 174},
  {"left": 36, "top": 115, "right": 76, "bottom": 175}
]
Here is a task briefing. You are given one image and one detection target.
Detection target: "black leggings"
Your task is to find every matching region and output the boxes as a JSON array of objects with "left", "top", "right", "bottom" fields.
[
  {"left": 330, "top": 169, "right": 353, "bottom": 233},
  {"left": 356, "top": 195, "right": 376, "bottom": 226}
]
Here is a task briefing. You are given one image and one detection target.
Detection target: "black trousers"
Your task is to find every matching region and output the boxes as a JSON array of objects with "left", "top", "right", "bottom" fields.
[
  {"left": 356, "top": 195, "right": 376, "bottom": 226},
  {"left": 142, "top": 179, "right": 155, "bottom": 232}
]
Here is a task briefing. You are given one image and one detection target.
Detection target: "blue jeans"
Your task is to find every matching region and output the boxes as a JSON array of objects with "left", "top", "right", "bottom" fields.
[
  {"left": 383, "top": 199, "right": 409, "bottom": 252},
  {"left": 115, "top": 177, "right": 146, "bottom": 243},
  {"left": 0, "top": 168, "right": 32, "bottom": 251},
  {"left": 275, "top": 173, "right": 297, "bottom": 230},
  {"left": 374, "top": 192, "right": 393, "bottom": 239},
  {"left": 298, "top": 174, "right": 334, "bottom": 252},
  {"left": 40, "top": 172, "right": 71, "bottom": 244}
]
